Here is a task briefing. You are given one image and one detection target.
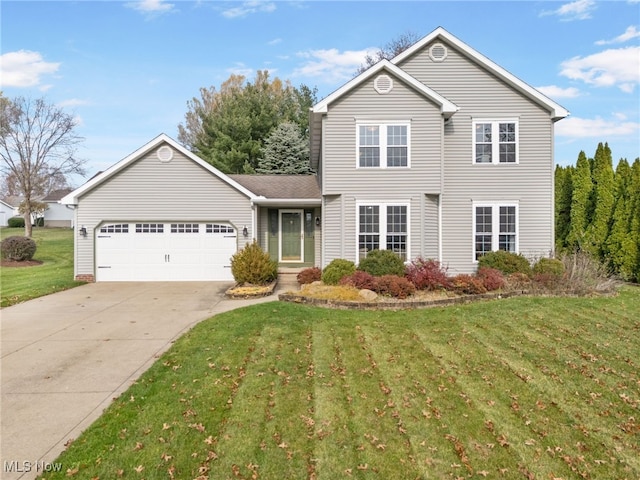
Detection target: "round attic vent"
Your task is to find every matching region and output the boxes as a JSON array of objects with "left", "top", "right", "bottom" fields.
[
  {"left": 157, "top": 146, "right": 174, "bottom": 163},
  {"left": 429, "top": 43, "right": 448, "bottom": 62},
  {"left": 374, "top": 74, "right": 393, "bottom": 94}
]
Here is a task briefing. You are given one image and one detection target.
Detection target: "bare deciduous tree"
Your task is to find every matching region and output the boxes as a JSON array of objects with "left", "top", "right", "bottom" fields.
[{"left": 0, "top": 96, "right": 85, "bottom": 236}]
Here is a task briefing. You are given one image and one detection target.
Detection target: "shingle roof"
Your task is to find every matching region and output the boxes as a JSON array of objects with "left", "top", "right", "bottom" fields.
[
  {"left": 42, "top": 189, "right": 74, "bottom": 202},
  {"left": 228, "top": 175, "right": 321, "bottom": 200}
]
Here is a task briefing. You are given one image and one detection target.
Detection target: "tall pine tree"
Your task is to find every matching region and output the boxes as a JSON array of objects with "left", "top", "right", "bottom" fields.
[
  {"left": 555, "top": 164, "right": 574, "bottom": 251},
  {"left": 256, "top": 122, "right": 312, "bottom": 174},
  {"left": 584, "top": 142, "right": 615, "bottom": 257},
  {"left": 566, "top": 151, "right": 593, "bottom": 251}
]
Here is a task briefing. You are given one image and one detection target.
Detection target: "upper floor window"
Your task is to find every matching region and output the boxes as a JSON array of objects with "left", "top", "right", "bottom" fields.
[
  {"left": 473, "top": 120, "right": 518, "bottom": 164},
  {"left": 357, "top": 123, "right": 410, "bottom": 168},
  {"left": 473, "top": 203, "right": 518, "bottom": 261}
]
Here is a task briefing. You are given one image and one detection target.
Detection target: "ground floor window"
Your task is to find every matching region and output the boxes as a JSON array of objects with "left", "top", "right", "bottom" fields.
[
  {"left": 358, "top": 203, "right": 408, "bottom": 261},
  {"left": 474, "top": 203, "right": 518, "bottom": 260}
]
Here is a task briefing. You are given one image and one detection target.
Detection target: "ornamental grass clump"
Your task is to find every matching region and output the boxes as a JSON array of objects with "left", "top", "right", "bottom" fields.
[
  {"left": 230, "top": 240, "right": 278, "bottom": 285},
  {"left": 1, "top": 235, "right": 37, "bottom": 261}
]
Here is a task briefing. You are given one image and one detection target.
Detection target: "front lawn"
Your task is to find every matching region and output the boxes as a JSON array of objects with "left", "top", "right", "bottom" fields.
[
  {"left": 40, "top": 289, "right": 640, "bottom": 479},
  {"left": 0, "top": 227, "right": 83, "bottom": 307}
]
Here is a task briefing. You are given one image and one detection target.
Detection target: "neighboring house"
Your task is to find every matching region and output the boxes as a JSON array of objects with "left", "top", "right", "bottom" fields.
[
  {"left": 0, "top": 199, "right": 18, "bottom": 227},
  {"left": 61, "top": 27, "right": 567, "bottom": 282},
  {"left": 42, "top": 189, "right": 74, "bottom": 227}
]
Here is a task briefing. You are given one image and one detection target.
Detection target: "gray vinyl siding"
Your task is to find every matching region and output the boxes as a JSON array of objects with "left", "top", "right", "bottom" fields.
[
  {"left": 399, "top": 41, "right": 556, "bottom": 273},
  {"left": 320, "top": 72, "right": 444, "bottom": 267},
  {"left": 73, "top": 146, "right": 253, "bottom": 278}
]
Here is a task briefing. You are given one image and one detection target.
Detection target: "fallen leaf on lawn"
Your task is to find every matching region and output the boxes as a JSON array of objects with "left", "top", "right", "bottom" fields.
[
  {"left": 66, "top": 467, "right": 79, "bottom": 476},
  {"left": 133, "top": 441, "right": 144, "bottom": 451},
  {"left": 134, "top": 465, "right": 144, "bottom": 473}
]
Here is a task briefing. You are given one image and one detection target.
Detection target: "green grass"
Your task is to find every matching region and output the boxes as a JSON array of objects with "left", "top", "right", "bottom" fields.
[
  {"left": 40, "top": 289, "right": 640, "bottom": 479},
  {"left": 0, "top": 227, "right": 83, "bottom": 307}
]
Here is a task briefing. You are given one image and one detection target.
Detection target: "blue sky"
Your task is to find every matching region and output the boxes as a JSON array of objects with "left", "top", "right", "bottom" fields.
[{"left": 2, "top": 0, "right": 639, "bottom": 186}]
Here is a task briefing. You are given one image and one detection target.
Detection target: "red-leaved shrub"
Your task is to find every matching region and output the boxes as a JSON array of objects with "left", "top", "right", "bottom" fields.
[
  {"left": 476, "top": 267, "right": 505, "bottom": 291},
  {"left": 405, "top": 257, "right": 450, "bottom": 291},
  {"left": 297, "top": 267, "right": 322, "bottom": 285},
  {"left": 450, "top": 274, "right": 487, "bottom": 295},
  {"left": 339, "top": 270, "right": 377, "bottom": 290},
  {"left": 374, "top": 275, "right": 416, "bottom": 299}
]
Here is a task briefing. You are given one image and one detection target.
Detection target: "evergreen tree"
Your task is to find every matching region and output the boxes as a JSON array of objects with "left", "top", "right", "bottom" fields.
[
  {"left": 256, "top": 122, "right": 312, "bottom": 174},
  {"left": 566, "top": 151, "right": 593, "bottom": 250},
  {"left": 555, "top": 164, "right": 573, "bottom": 251},
  {"left": 584, "top": 142, "right": 615, "bottom": 258},
  {"left": 179, "top": 71, "right": 317, "bottom": 174},
  {"left": 604, "top": 159, "right": 635, "bottom": 280}
]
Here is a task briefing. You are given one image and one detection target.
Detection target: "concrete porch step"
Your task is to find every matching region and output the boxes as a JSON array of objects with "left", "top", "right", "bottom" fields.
[{"left": 277, "top": 267, "right": 304, "bottom": 290}]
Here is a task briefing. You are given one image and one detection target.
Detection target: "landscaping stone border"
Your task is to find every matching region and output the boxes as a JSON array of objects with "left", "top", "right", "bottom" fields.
[
  {"left": 225, "top": 281, "right": 278, "bottom": 299},
  {"left": 278, "top": 290, "right": 525, "bottom": 310}
]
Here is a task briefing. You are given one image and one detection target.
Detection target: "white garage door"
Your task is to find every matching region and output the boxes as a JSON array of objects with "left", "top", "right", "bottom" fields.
[{"left": 96, "top": 222, "right": 237, "bottom": 281}]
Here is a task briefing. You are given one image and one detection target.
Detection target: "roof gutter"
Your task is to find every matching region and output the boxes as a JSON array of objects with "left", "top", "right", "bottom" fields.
[{"left": 250, "top": 198, "right": 322, "bottom": 207}]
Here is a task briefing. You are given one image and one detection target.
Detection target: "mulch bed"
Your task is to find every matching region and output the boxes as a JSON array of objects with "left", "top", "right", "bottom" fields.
[{"left": 1, "top": 259, "right": 43, "bottom": 268}]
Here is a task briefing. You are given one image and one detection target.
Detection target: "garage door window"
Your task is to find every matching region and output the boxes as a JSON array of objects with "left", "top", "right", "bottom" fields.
[
  {"left": 136, "top": 223, "right": 164, "bottom": 233},
  {"left": 100, "top": 224, "right": 128, "bottom": 233},
  {"left": 206, "top": 224, "right": 235, "bottom": 233},
  {"left": 171, "top": 223, "right": 199, "bottom": 233}
]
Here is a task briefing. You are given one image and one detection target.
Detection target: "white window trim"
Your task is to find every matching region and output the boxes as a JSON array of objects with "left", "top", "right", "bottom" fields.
[
  {"left": 472, "top": 202, "right": 519, "bottom": 262},
  {"left": 472, "top": 119, "right": 519, "bottom": 165},
  {"left": 356, "top": 201, "right": 411, "bottom": 261},
  {"left": 355, "top": 121, "right": 411, "bottom": 169}
]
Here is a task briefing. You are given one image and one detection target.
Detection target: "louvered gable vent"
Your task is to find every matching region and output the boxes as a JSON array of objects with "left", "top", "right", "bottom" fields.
[
  {"left": 374, "top": 74, "right": 393, "bottom": 94},
  {"left": 429, "top": 42, "right": 448, "bottom": 62}
]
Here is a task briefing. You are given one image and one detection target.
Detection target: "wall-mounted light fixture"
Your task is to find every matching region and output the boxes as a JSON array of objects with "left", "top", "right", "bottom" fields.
[
  {"left": 79, "top": 226, "right": 88, "bottom": 237},
  {"left": 242, "top": 226, "right": 248, "bottom": 237},
  {"left": 315, "top": 217, "right": 321, "bottom": 227}
]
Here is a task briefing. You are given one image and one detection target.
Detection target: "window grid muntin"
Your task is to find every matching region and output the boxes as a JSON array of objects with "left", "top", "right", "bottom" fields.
[
  {"left": 474, "top": 204, "right": 518, "bottom": 261},
  {"left": 473, "top": 120, "right": 518, "bottom": 164},
  {"left": 100, "top": 224, "right": 129, "bottom": 233},
  {"left": 135, "top": 223, "right": 164, "bottom": 233},
  {"left": 359, "top": 126, "right": 380, "bottom": 167},
  {"left": 206, "top": 224, "right": 234, "bottom": 234},
  {"left": 358, "top": 203, "right": 408, "bottom": 261},
  {"left": 357, "top": 123, "right": 409, "bottom": 168},
  {"left": 170, "top": 223, "right": 199, "bottom": 233}
]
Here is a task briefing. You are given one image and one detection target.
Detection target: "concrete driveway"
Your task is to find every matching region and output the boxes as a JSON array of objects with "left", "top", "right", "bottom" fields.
[{"left": 1, "top": 282, "right": 280, "bottom": 480}]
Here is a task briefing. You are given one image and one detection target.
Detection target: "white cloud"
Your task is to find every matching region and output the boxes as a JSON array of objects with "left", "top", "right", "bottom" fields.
[
  {"left": 292, "top": 47, "right": 377, "bottom": 84},
  {"left": 560, "top": 46, "right": 640, "bottom": 92},
  {"left": 268, "top": 38, "right": 282, "bottom": 46},
  {"left": 225, "top": 62, "right": 254, "bottom": 78},
  {"left": 536, "top": 85, "right": 581, "bottom": 99},
  {"left": 221, "top": 1, "right": 276, "bottom": 19},
  {"left": 57, "top": 98, "right": 90, "bottom": 108},
  {"left": 540, "top": 0, "right": 596, "bottom": 20},
  {"left": 555, "top": 115, "right": 640, "bottom": 139},
  {"left": 595, "top": 26, "right": 640, "bottom": 45},
  {"left": 126, "top": 0, "right": 175, "bottom": 17},
  {"left": 0, "top": 50, "right": 60, "bottom": 89}
]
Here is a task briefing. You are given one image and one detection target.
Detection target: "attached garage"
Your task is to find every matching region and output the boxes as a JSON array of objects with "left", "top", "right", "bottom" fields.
[
  {"left": 61, "top": 134, "right": 259, "bottom": 283},
  {"left": 95, "top": 222, "right": 237, "bottom": 281}
]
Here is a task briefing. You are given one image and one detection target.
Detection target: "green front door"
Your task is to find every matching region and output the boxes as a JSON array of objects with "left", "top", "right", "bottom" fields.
[{"left": 280, "top": 210, "right": 303, "bottom": 262}]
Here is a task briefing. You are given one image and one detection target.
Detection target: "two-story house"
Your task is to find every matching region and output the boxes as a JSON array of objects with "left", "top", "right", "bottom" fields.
[{"left": 62, "top": 27, "right": 567, "bottom": 282}]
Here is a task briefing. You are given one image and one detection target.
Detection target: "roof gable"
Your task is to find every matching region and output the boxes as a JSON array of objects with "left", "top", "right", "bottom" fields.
[
  {"left": 312, "top": 59, "right": 459, "bottom": 118},
  {"left": 392, "top": 27, "right": 568, "bottom": 121},
  {"left": 61, "top": 134, "right": 259, "bottom": 204}
]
